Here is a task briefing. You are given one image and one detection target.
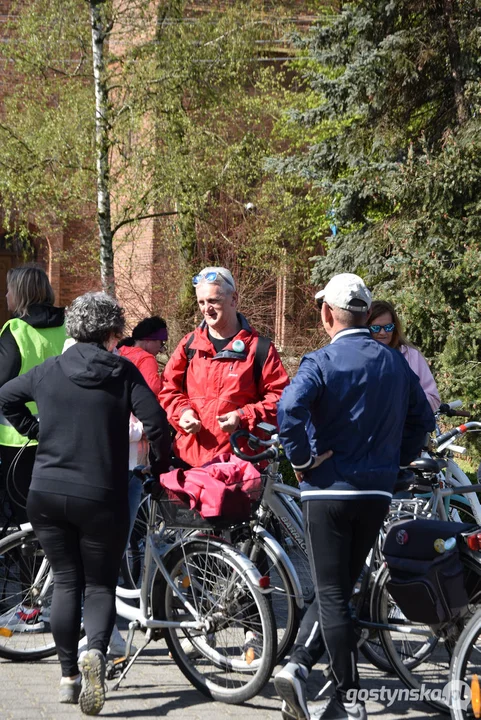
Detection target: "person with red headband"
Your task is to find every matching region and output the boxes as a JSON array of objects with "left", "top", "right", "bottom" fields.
[{"left": 117, "top": 316, "right": 168, "bottom": 396}]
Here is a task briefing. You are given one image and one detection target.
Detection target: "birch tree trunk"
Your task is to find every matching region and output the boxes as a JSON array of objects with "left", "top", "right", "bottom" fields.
[{"left": 88, "top": 0, "right": 115, "bottom": 295}]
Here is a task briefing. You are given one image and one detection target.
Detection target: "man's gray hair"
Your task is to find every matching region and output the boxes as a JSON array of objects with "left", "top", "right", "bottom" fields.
[
  {"left": 332, "top": 306, "right": 369, "bottom": 328},
  {"left": 65, "top": 292, "right": 125, "bottom": 344},
  {"left": 196, "top": 266, "right": 236, "bottom": 295}
]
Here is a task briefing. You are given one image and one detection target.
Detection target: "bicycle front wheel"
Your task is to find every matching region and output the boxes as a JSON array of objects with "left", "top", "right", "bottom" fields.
[
  {"left": 0, "top": 528, "right": 56, "bottom": 660},
  {"left": 152, "top": 539, "right": 277, "bottom": 704}
]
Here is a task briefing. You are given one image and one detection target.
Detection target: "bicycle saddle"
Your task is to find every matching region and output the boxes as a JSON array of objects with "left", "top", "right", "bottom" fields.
[{"left": 409, "top": 457, "right": 447, "bottom": 474}]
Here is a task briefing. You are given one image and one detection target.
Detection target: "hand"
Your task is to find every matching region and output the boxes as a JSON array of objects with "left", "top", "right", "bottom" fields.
[
  {"left": 179, "top": 409, "right": 201, "bottom": 434},
  {"left": 294, "top": 450, "right": 333, "bottom": 484},
  {"left": 217, "top": 411, "right": 241, "bottom": 434}
]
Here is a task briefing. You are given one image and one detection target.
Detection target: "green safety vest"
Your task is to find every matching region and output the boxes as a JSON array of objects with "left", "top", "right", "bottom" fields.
[{"left": 0, "top": 318, "right": 66, "bottom": 447}]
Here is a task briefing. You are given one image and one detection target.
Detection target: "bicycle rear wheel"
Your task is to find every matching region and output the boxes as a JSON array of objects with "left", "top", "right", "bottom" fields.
[
  {"left": 152, "top": 539, "right": 276, "bottom": 704},
  {"left": 450, "top": 606, "right": 481, "bottom": 719},
  {"left": 0, "top": 528, "right": 56, "bottom": 660},
  {"left": 372, "top": 565, "right": 450, "bottom": 713}
]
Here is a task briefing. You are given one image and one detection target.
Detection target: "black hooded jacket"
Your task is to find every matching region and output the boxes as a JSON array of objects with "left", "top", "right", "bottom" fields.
[
  {"left": 0, "top": 303, "right": 65, "bottom": 387},
  {"left": 0, "top": 342, "right": 171, "bottom": 502}
]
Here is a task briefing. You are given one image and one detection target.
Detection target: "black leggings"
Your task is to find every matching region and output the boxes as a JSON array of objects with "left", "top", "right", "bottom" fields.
[
  {"left": 290, "top": 497, "right": 390, "bottom": 702},
  {"left": 27, "top": 490, "right": 129, "bottom": 677}
]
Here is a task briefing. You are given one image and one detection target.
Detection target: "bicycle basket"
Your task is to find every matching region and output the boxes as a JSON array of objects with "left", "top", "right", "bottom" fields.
[
  {"left": 154, "top": 485, "right": 216, "bottom": 529},
  {"left": 159, "top": 455, "right": 263, "bottom": 526}
]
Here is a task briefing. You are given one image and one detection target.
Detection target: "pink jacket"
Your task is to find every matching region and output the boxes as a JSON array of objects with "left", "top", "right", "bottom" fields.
[
  {"left": 400, "top": 345, "right": 440, "bottom": 412},
  {"left": 159, "top": 452, "right": 262, "bottom": 521}
]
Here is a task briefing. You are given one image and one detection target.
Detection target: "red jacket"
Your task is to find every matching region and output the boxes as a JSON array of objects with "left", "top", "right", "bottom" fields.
[
  {"left": 160, "top": 452, "right": 262, "bottom": 521},
  {"left": 118, "top": 345, "right": 161, "bottom": 396},
  {"left": 158, "top": 316, "right": 289, "bottom": 467}
]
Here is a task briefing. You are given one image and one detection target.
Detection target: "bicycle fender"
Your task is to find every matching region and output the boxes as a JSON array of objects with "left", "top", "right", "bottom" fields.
[
  {"left": 253, "top": 527, "right": 305, "bottom": 610},
  {"left": 160, "top": 535, "right": 273, "bottom": 594}
]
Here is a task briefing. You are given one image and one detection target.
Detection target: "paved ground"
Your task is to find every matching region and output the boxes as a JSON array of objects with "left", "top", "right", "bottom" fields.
[{"left": 0, "top": 632, "right": 447, "bottom": 720}]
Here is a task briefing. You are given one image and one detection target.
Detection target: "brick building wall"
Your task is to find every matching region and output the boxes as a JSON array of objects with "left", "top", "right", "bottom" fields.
[{"left": 0, "top": 1, "right": 331, "bottom": 338}]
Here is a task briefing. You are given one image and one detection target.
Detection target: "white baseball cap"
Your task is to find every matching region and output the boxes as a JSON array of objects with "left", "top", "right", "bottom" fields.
[{"left": 315, "top": 273, "right": 372, "bottom": 313}]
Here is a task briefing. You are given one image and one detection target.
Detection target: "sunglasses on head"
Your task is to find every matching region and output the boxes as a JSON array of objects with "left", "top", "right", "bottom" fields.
[
  {"left": 192, "top": 270, "right": 234, "bottom": 289},
  {"left": 369, "top": 323, "right": 395, "bottom": 334}
]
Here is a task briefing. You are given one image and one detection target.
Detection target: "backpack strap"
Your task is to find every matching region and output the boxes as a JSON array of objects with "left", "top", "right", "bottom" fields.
[
  {"left": 182, "top": 333, "right": 196, "bottom": 392},
  {"left": 182, "top": 332, "right": 270, "bottom": 392},
  {"left": 253, "top": 335, "right": 271, "bottom": 387}
]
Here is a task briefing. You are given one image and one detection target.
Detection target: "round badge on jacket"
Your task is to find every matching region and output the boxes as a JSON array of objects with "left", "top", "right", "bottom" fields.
[{"left": 232, "top": 339, "right": 245, "bottom": 353}]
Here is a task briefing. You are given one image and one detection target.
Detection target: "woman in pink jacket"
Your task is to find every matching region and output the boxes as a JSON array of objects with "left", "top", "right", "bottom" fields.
[{"left": 369, "top": 300, "right": 441, "bottom": 412}]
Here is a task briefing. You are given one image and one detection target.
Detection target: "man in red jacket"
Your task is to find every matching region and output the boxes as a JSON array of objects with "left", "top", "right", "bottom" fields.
[{"left": 158, "top": 267, "right": 289, "bottom": 468}]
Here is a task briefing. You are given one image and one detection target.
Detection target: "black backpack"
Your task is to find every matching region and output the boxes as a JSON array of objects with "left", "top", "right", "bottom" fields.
[{"left": 182, "top": 333, "right": 271, "bottom": 392}]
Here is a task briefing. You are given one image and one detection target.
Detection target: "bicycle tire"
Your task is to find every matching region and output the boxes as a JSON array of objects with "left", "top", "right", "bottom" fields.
[
  {"left": 372, "top": 565, "right": 450, "bottom": 714},
  {"left": 268, "top": 515, "right": 315, "bottom": 605},
  {"left": 449, "top": 605, "right": 481, "bottom": 719},
  {"left": 152, "top": 539, "right": 277, "bottom": 704},
  {"left": 0, "top": 527, "right": 56, "bottom": 661},
  {"left": 243, "top": 532, "right": 300, "bottom": 663},
  {"left": 120, "top": 494, "right": 151, "bottom": 589}
]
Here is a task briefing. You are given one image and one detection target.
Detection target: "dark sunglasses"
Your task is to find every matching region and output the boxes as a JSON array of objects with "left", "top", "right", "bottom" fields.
[{"left": 369, "top": 323, "right": 395, "bottom": 334}]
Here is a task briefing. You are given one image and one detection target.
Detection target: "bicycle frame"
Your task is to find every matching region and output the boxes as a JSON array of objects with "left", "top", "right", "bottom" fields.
[{"left": 115, "top": 494, "right": 271, "bottom": 630}]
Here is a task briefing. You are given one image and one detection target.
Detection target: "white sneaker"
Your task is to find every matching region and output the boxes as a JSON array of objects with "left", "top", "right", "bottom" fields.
[
  {"left": 0, "top": 604, "right": 45, "bottom": 633},
  {"left": 242, "top": 630, "right": 263, "bottom": 664},
  {"left": 107, "top": 625, "right": 137, "bottom": 657}
]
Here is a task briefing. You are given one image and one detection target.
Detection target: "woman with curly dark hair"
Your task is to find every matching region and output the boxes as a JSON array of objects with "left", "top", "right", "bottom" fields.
[{"left": 0, "top": 292, "right": 170, "bottom": 715}]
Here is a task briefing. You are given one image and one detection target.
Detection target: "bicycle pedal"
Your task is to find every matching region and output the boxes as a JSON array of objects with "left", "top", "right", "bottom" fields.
[{"left": 106, "top": 658, "right": 127, "bottom": 680}]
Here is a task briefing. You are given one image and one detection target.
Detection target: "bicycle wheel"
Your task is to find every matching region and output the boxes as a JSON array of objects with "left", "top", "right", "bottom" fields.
[
  {"left": 152, "top": 539, "right": 277, "bottom": 704},
  {"left": 372, "top": 565, "right": 450, "bottom": 713},
  {"left": 450, "top": 606, "right": 481, "bottom": 719},
  {"left": 120, "top": 494, "right": 151, "bottom": 589},
  {"left": 354, "top": 543, "right": 397, "bottom": 673},
  {"left": 245, "top": 533, "right": 300, "bottom": 663},
  {"left": 0, "top": 528, "right": 56, "bottom": 660},
  {"left": 269, "top": 517, "right": 315, "bottom": 604},
  {"left": 448, "top": 499, "right": 478, "bottom": 525}
]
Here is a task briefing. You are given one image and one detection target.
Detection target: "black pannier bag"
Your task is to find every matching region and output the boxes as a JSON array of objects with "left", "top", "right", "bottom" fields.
[{"left": 382, "top": 518, "right": 473, "bottom": 625}]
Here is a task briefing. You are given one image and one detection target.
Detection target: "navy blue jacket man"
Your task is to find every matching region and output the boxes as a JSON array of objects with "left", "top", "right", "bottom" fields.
[{"left": 274, "top": 273, "right": 435, "bottom": 720}]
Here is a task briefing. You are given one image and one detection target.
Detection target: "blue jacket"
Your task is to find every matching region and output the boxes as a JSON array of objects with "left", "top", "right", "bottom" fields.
[{"left": 278, "top": 328, "right": 435, "bottom": 501}]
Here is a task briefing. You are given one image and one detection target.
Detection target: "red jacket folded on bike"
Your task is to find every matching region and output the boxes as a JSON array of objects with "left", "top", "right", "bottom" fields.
[{"left": 159, "top": 452, "right": 262, "bottom": 520}]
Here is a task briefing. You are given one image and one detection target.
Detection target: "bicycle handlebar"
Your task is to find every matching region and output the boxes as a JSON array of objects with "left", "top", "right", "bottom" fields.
[
  {"left": 230, "top": 429, "right": 279, "bottom": 463},
  {"left": 132, "top": 465, "right": 162, "bottom": 497},
  {"left": 437, "top": 402, "right": 471, "bottom": 418},
  {"left": 432, "top": 422, "right": 481, "bottom": 448}
]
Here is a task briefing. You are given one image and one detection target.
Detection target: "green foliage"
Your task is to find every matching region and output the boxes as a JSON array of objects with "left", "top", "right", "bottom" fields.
[{"left": 269, "top": 0, "right": 481, "bottom": 409}]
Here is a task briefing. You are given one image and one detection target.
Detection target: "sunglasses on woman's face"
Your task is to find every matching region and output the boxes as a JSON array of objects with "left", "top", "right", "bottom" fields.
[{"left": 369, "top": 323, "right": 395, "bottom": 334}]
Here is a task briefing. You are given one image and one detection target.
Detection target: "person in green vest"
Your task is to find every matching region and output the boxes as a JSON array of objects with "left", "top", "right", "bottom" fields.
[{"left": 0, "top": 265, "right": 66, "bottom": 525}]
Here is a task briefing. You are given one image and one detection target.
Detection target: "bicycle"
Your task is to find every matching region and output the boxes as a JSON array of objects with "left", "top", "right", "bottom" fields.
[
  {"left": 229, "top": 423, "right": 412, "bottom": 673},
  {"left": 0, "top": 469, "right": 277, "bottom": 705},
  {"left": 371, "top": 451, "right": 481, "bottom": 714}
]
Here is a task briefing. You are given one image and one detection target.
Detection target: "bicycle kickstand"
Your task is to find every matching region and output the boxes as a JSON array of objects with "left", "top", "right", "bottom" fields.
[{"left": 109, "top": 622, "right": 153, "bottom": 691}]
